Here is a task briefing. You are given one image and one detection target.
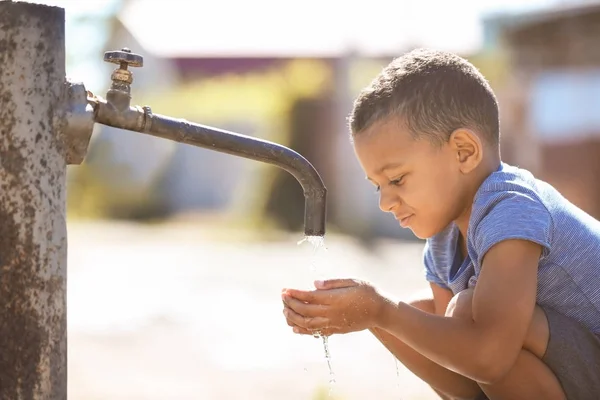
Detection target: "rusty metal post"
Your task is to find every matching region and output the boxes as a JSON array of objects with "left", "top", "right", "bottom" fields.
[{"left": 0, "top": 2, "right": 68, "bottom": 399}]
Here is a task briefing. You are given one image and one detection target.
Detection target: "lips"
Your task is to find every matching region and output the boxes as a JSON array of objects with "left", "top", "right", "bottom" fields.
[{"left": 395, "top": 214, "right": 413, "bottom": 228}]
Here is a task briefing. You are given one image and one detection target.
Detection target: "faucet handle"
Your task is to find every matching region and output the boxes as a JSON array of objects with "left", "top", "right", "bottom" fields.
[
  {"left": 103, "top": 47, "right": 143, "bottom": 110},
  {"left": 104, "top": 47, "right": 143, "bottom": 69}
]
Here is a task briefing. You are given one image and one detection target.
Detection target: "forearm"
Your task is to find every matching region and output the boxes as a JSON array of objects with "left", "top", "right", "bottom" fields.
[
  {"left": 376, "top": 300, "right": 512, "bottom": 383},
  {"left": 370, "top": 327, "right": 481, "bottom": 399}
]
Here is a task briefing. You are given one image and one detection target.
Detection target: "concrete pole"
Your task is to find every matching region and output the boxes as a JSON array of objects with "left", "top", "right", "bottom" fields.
[{"left": 0, "top": 2, "right": 68, "bottom": 399}]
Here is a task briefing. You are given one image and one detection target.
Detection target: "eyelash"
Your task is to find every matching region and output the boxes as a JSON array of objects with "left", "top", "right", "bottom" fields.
[{"left": 375, "top": 176, "right": 404, "bottom": 192}]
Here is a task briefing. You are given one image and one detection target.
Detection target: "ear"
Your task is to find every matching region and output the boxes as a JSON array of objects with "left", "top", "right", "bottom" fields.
[{"left": 448, "top": 129, "right": 483, "bottom": 174}]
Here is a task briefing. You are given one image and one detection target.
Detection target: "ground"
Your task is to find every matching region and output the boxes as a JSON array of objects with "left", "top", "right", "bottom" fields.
[{"left": 67, "top": 219, "right": 439, "bottom": 400}]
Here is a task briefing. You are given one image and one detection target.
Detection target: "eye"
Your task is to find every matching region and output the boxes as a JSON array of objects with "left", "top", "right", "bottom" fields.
[
  {"left": 389, "top": 175, "right": 404, "bottom": 186},
  {"left": 374, "top": 176, "right": 404, "bottom": 193}
]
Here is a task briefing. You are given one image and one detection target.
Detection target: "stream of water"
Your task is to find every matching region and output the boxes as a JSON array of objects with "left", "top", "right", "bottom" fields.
[
  {"left": 299, "top": 235, "right": 402, "bottom": 399},
  {"left": 395, "top": 357, "right": 402, "bottom": 396},
  {"left": 298, "top": 235, "right": 336, "bottom": 395}
]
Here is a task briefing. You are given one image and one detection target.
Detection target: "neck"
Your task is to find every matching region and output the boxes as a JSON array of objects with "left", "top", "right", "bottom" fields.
[{"left": 454, "top": 154, "right": 501, "bottom": 240}]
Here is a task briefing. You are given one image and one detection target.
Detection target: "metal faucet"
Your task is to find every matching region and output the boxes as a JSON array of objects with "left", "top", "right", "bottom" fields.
[{"left": 89, "top": 48, "right": 327, "bottom": 236}]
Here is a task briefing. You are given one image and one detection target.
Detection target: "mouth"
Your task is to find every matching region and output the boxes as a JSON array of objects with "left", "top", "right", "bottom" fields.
[{"left": 395, "top": 214, "right": 413, "bottom": 228}]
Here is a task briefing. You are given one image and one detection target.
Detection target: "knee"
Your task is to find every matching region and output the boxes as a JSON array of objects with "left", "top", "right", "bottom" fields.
[
  {"left": 445, "top": 289, "right": 474, "bottom": 320},
  {"left": 444, "top": 289, "right": 549, "bottom": 358}
]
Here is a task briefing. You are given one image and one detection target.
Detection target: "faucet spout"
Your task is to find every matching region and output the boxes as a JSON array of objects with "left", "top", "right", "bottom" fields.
[{"left": 91, "top": 97, "right": 327, "bottom": 237}]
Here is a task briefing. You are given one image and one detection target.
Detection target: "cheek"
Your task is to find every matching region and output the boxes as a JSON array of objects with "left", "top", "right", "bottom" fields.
[
  {"left": 433, "top": 173, "right": 462, "bottom": 210},
  {"left": 412, "top": 171, "right": 460, "bottom": 223},
  {"left": 410, "top": 174, "right": 454, "bottom": 210}
]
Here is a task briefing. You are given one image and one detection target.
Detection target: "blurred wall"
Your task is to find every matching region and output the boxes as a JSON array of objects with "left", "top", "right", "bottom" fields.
[{"left": 492, "top": 3, "right": 600, "bottom": 219}]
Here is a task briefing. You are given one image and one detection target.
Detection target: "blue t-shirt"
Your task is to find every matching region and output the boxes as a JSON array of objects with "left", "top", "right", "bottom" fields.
[{"left": 424, "top": 162, "right": 600, "bottom": 334}]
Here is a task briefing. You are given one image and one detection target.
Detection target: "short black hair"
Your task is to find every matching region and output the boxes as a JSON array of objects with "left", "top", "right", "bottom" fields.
[{"left": 348, "top": 48, "right": 500, "bottom": 147}]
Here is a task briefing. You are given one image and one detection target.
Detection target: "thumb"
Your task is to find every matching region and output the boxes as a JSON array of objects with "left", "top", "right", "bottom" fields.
[{"left": 314, "top": 278, "right": 359, "bottom": 290}]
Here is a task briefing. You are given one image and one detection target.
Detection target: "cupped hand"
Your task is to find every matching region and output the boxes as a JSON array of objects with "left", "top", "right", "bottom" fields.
[{"left": 281, "top": 278, "right": 386, "bottom": 336}]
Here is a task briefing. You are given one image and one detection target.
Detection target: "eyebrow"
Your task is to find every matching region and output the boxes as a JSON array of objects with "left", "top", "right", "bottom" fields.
[
  {"left": 365, "top": 162, "right": 405, "bottom": 182},
  {"left": 378, "top": 162, "right": 404, "bottom": 173}
]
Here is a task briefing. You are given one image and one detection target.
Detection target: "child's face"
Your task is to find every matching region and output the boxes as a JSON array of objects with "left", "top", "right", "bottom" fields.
[{"left": 353, "top": 118, "right": 470, "bottom": 239}]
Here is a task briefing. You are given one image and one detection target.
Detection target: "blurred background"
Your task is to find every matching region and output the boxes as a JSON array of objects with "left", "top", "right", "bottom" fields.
[{"left": 32, "top": 0, "right": 600, "bottom": 398}]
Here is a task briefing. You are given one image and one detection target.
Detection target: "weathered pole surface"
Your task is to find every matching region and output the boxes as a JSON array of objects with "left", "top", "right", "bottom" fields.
[{"left": 0, "top": 2, "right": 68, "bottom": 399}]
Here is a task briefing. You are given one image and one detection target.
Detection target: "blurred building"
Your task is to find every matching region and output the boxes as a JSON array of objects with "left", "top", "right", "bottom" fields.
[
  {"left": 94, "top": 0, "right": 482, "bottom": 239},
  {"left": 86, "top": 0, "right": 600, "bottom": 238},
  {"left": 485, "top": 1, "right": 600, "bottom": 219}
]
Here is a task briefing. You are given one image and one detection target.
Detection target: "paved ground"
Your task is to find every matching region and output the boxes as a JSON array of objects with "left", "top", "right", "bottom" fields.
[{"left": 67, "top": 220, "right": 439, "bottom": 400}]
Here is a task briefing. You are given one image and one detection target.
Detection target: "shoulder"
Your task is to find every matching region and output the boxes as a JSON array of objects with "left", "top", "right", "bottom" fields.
[
  {"left": 468, "top": 163, "right": 554, "bottom": 264},
  {"left": 471, "top": 163, "right": 551, "bottom": 221},
  {"left": 473, "top": 163, "right": 545, "bottom": 209}
]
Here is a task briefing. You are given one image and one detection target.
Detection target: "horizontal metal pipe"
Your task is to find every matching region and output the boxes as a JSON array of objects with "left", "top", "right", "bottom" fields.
[{"left": 92, "top": 99, "right": 327, "bottom": 236}]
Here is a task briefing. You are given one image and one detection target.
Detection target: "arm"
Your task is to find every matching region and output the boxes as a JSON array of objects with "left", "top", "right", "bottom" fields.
[
  {"left": 370, "top": 284, "right": 481, "bottom": 399},
  {"left": 430, "top": 282, "right": 454, "bottom": 315},
  {"left": 376, "top": 239, "right": 541, "bottom": 384}
]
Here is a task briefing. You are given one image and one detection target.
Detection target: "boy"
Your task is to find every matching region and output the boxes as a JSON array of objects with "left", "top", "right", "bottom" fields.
[{"left": 281, "top": 49, "right": 600, "bottom": 400}]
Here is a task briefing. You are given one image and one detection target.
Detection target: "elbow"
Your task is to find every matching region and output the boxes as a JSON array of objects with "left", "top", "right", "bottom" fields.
[
  {"left": 462, "top": 328, "right": 520, "bottom": 384},
  {"left": 473, "top": 362, "right": 510, "bottom": 385},
  {"left": 471, "top": 347, "right": 515, "bottom": 385}
]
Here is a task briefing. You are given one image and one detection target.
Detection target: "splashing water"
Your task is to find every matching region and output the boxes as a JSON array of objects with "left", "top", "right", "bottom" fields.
[
  {"left": 298, "top": 236, "right": 404, "bottom": 398},
  {"left": 298, "top": 235, "right": 327, "bottom": 276},
  {"left": 297, "top": 235, "right": 336, "bottom": 394},
  {"left": 395, "top": 357, "right": 402, "bottom": 398}
]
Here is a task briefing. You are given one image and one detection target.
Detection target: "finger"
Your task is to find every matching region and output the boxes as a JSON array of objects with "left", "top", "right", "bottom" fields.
[
  {"left": 285, "top": 319, "right": 318, "bottom": 336},
  {"left": 314, "top": 278, "right": 360, "bottom": 290},
  {"left": 304, "top": 316, "right": 329, "bottom": 330},
  {"left": 291, "top": 323, "right": 339, "bottom": 337},
  {"left": 284, "top": 309, "right": 327, "bottom": 336},
  {"left": 283, "top": 295, "right": 328, "bottom": 317},
  {"left": 283, "top": 306, "right": 329, "bottom": 330},
  {"left": 291, "top": 326, "right": 314, "bottom": 335},
  {"left": 309, "top": 328, "right": 337, "bottom": 337},
  {"left": 294, "top": 326, "right": 333, "bottom": 338},
  {"left": 318, "top": 329, "right": 335, "bottom": 337},
  {"left": 282, "top": 288, "right": 329, "bottom": 304},
  {"left": 284, "top": 307, "right": 308, "bottom": 329},
  {"left": 283, "top": 306, "right": 309, "bottom": 329},
  {"left": 285, "top": 312, "right": 296, "bottom": 327}
]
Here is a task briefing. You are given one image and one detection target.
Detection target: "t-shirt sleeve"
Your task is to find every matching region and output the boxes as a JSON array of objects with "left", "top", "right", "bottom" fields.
[
  {"left": 472, "top": 191, "right": 553, "bottom": 266},
  {"left": 423, "top": 240, "right": 450, "bottom": 289}
]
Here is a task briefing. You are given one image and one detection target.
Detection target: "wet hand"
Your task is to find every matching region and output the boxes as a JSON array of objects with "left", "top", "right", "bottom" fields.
[{"left": 281, "top": 279, "right": 386, "bottom": 336}]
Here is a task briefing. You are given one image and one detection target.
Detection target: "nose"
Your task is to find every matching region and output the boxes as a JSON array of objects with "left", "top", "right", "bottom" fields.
[{"left": 378, "top": 188, "right": 400, "bottom": 213}]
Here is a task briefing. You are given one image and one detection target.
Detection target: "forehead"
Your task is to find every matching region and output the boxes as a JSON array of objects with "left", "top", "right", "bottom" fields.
[{"left": 353, "top": 119, "right": 433, "bottom": 171}]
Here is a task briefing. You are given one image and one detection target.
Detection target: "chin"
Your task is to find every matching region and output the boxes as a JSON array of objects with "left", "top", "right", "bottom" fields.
[
  {"left": 407, "top": 225, "right": 439, "bottom": 240},
  {"left": 410, "top": 230, "right": 431, "bottom": 240}
]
